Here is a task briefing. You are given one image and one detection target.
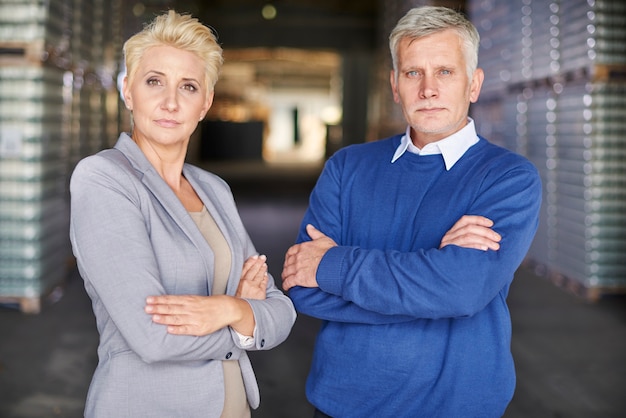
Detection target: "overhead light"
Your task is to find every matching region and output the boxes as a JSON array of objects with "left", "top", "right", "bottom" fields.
[
  {"left": 132, "top": 3, "right": 145, "bottom": 17},
  {"left": 262, "top": 4, "right": 277, "bottom": 20}
]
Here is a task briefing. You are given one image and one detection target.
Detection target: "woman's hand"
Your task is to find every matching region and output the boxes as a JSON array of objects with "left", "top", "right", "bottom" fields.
[
  {"left": 145, "top": 294, "right": 255, "bottom": 336},
  {"left": 145, "top": 254, "right": 268, "bottom": 336},
  {"left": 236, "top": 254, "right": 268, "bottom": 300}
]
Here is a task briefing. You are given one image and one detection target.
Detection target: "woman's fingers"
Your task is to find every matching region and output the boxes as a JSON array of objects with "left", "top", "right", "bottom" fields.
[
  {"left": 146, "top": 295, "right": 238, "bottom": 336},
  {"left": 241, "top": 254, "right": 267, "bottom": 281}
]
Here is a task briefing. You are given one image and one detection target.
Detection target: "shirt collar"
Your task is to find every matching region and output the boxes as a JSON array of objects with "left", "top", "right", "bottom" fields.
[{"left": 390, "top": 118, "right": 479, "bottom": 170}]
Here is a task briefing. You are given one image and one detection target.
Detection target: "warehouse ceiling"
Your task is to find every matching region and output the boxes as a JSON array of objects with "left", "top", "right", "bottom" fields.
[
  {"left": 117, "top": 0, "right": 373, "bottom": 103},
  {"left": 151, "top": 0, "right": 378, "bottom": 102},
  {"left": 173, "top": 0, "right": 379, "bottom": 50}
]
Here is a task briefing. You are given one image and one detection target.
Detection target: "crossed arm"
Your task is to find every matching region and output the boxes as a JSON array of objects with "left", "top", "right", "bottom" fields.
[
  {"left": 281, "top": 215, "right": 501, "bottom": 291},
  {"left": 145, "top": 254, "right": 269, "bottom": 337},
  {"left": 145, "top": 215, "right": 501, "bottom": 334}
]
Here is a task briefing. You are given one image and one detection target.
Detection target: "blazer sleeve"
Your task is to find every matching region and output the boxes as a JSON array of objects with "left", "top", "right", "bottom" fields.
[
  {"left": 232, "top": 229, "right": 296, "bottom": 351},
  {"left": 70, "top": 155, "right": 246, "bottom": 364},
  {"left": 203, "top": 177, "right": 296, "bottom": 351}
]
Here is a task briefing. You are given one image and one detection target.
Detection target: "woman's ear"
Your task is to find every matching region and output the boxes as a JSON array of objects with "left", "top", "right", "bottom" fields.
[
  {"left": 200, "top": 90, "right": 215, "bottom": 121},
  {"left": 122, "top": 76, "right": 132, "bottom": 110}
]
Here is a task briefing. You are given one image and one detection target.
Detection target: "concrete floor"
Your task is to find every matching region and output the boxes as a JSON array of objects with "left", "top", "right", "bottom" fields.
[{"left": 1, "top": 173, "right": 625, "bottom": 418}]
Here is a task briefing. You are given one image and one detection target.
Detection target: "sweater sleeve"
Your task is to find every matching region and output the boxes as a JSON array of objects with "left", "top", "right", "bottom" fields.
[
  {"left": 290, "top": 151, "right": 542, "bottom": 321},
  {"left": 289, "top": 152, "right": 417, "bottom": 324}
]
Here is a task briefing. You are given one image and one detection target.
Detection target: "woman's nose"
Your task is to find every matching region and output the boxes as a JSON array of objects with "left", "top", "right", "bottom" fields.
[{"left": 162, "top": 88, "right": 179, "bottom": 111}]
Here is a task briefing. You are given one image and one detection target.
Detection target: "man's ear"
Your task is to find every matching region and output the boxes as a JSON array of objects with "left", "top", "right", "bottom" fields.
[
  {"left": 469, "top": 68, "right": 484, "bottom": 103},
  {"left": 390, "top": 70, "right": 400, "bottom": 104}
]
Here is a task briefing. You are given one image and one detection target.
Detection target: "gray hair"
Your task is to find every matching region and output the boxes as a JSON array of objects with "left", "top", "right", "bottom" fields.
[{"left": 389, "top": 6, "right": 480, "bottom": 80}]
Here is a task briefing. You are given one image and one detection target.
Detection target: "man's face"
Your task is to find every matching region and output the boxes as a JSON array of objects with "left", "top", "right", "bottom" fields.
[{"left": 390, "top": 29, "right": 483, "bottom": 148}]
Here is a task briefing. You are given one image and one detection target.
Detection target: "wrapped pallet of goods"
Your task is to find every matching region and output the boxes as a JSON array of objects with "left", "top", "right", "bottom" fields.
[
  {"left": 0, "top": 0, "right": 73, "bottom": 313},
  {"left": 469, "top": 0, "right": 626, "bottom": 300}
]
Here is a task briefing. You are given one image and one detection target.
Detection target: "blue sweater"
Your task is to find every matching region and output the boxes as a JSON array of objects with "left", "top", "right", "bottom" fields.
[{"left": 289, "top": 135, "right": 542, "bottom": 417}]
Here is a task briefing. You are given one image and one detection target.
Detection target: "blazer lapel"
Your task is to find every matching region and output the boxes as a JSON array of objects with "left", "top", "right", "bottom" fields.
[
  {"left": 184, "top": 167, "right": 242, "bottom": 296},
  {"left": 113, "top": 134, "right": 216, "bottom": 292}
]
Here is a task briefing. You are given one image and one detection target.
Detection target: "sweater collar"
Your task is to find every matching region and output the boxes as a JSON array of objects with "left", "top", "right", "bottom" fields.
[{"left": 391, "top": 118, "right": 479, "bottom": 170}]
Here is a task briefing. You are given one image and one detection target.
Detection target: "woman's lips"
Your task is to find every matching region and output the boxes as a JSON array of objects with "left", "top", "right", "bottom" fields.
[{"left": 155, "top": 119, "right": 180, "bottom": 128}]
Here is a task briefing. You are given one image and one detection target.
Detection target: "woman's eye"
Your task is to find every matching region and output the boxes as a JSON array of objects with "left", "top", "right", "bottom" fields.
[
  {"left": 147, "top": 78, "right": 160, "bottom": 86},
  {"left": 183, "top": 84, "right": 197, "bottom": 92}
]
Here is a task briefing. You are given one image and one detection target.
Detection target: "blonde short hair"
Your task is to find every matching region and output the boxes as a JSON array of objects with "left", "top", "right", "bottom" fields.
[
  {"left": 123, "top": 10, "right": 223, "bottom": 95},
  {"left": 389, "top": 6, "right": 480, "bottom": 80}
]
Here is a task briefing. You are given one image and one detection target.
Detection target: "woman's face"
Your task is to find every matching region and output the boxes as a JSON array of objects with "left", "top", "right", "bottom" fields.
[{"left": 123, "top": 45, "right": 213, "bottom": 151}]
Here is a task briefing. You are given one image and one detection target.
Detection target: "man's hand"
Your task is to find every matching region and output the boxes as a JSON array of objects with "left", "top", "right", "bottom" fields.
[
  {"left": 440, "top": 215, "right": 501, "bottom": 251},
  {"left": 281, "top": 224, "right": 337, "bottom": 291},
  {"left": 236, "top": 254, "right": 268, "bottom": 300}
]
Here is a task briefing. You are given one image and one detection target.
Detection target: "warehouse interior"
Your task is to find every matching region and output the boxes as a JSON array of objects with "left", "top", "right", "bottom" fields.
[{"left": 0, "top": 0, "right": 625, "bottom": 417}]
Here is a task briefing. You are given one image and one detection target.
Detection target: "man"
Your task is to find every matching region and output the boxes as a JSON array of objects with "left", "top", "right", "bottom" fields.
[{"left": 282, "top": 6, "right": 542, "bottom": 418}]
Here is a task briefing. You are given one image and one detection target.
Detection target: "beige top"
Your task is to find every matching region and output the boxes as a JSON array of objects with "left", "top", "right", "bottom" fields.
[{"left": 189, "top": 206, "right": 251, "bottom": 418}]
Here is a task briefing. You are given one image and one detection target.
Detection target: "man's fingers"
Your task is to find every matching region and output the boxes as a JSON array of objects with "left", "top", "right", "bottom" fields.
[
  {"left": 447, "top": 217, "right": 501, "bottom": 242},
  {"left": 305, "top": 224, "right": 323, "bottom": 239},
  {"left": 282, "top": 278, "right": 295, "bottom": 291},
  {"left": 458, "top": 225, "right": 501, "bottom": 241},
  {"left": 440, "top": 216, "right": 502, "bottom": 251},
  {"left": 442, "top": 232, "right": 501, "bottom": 251},
  {"left": 281, "top": 263, "right": 294, "bottom": 282},
  {"left": 455, "top": 215, "right": 494, "bottom": 228}
]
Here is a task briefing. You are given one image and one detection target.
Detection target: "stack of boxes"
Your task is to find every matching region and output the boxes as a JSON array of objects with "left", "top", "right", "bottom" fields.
[
  {"left": 469, "top": 0, "right": 626, "bottom": 299},
  {"left": 0, "top": 0, "right": 122, "bottom": 313}
]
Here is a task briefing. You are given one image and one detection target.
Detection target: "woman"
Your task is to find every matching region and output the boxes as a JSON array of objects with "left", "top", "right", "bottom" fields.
[{"left": 69, "top": 11, "right": 296, "bottom": 418}]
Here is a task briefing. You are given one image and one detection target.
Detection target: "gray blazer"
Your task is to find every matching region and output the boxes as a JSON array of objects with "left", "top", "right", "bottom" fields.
[{"left": 69, "top": 133, "right": 296, "bottom": 418}]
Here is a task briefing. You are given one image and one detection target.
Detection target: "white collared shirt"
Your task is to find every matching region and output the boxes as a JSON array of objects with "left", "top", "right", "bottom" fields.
[{"left": 391, "top": 118, "right": 480, "bottom": 170}]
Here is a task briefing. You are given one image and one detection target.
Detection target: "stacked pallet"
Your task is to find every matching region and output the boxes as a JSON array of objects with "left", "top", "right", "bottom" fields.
[
  {"left": 469, "top": 0, "right": 626, "bottom": 300},
  {"left": 0, "top": 0, "right": 122, "bottom": 313},
  {"left": 0, "top": 0, "right": 72, "bottom": 313}
]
